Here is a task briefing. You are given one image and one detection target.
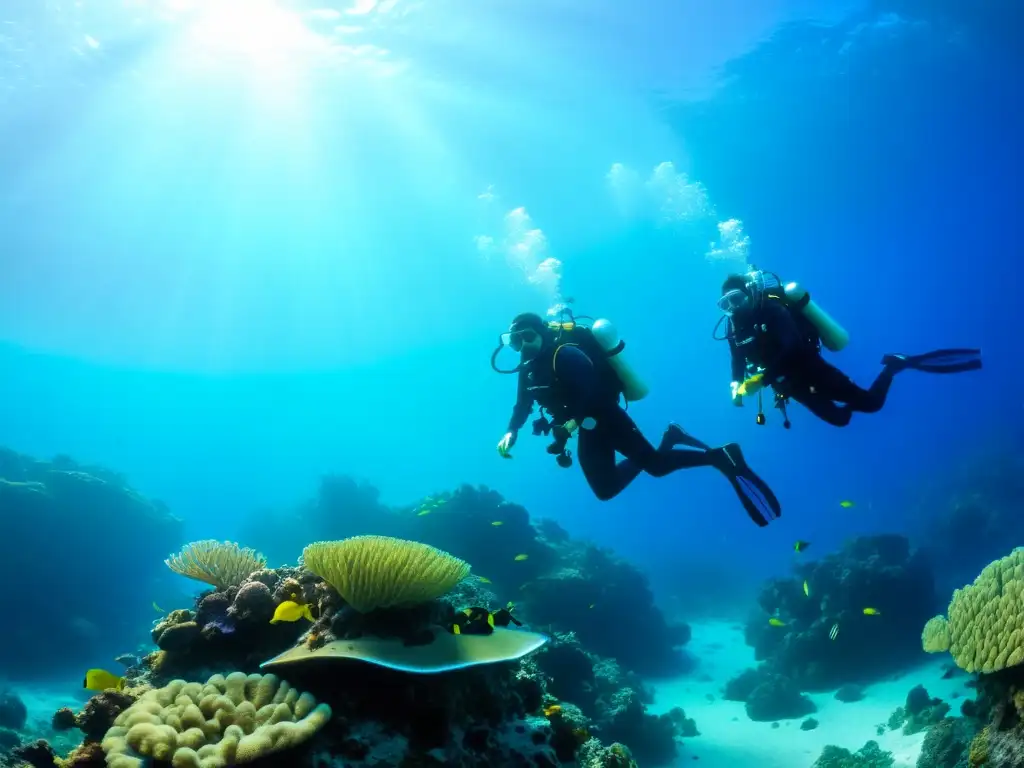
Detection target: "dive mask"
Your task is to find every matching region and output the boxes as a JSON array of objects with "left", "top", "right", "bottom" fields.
[
  {"left": 491, "top": 327, "right": 540, "bottom": 374},
  {"left": 717, "top": 289, "right": 751, "bottom": 316}
]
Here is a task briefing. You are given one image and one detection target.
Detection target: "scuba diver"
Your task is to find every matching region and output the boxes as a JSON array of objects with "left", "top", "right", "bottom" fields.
[
  {"left": 715, "top": 267, "right": 983, "bottom": 428},
  {"left": 490, "top": 309, "right": 782, "bottom": 527}
]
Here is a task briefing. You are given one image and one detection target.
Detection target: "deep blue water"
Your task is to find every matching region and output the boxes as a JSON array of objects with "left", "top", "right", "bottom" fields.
[{"left": 0, "top": 0, "right": 1020, "bottom": 675}]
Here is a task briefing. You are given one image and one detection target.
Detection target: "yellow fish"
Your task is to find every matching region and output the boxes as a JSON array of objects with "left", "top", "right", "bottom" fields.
[
  {"left": 863, "top": 607, "right": 881, "bottom": 616},
  {"left": 417, "top": 509, "right": 432, "bottom": 516},
  {"left": 514, "top": 554, "right": 529, "bottom": 561},
  {"left": 491, "top": 521, "right": 503, "bottom": 526},
  {"left": 477, "top": 576, "right": 492, "bottom": 584},
  {"left": 270, "top": 601, "right": 314, "bottom": 624},
  {"left": 768, "top": 617, "right": 786, "bottom": 627},
  {"left": 802, "top": 581, "right": 809, "bottom": 597},
  {"left": 839, "top": 500, "right": 855, "bottom": 508},
  {"left": 84, "top": 669, "right": 125, "bottom": 692},
  {"left": 543, "top": 704, "right": 563, "bottom": 717},
  {"left": 152, "top": 601, "right": 164, "bottom": 612},
  {"left": 794, "top": 540, "right": 811, "bottom": 553}
]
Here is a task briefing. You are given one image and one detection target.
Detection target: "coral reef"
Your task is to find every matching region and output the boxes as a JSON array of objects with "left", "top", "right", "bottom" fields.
[
  {"left": 813, "top": 740, "right": 894, "bottom": 768},
  {"left": 0, "top": 448, "right": 183, "bottom": 679},
  {"left": 0, "top": 690, "right": 26, "bottom": 731},
  {"left": 243, "top": 480, "right": 691, "bottom": 677},
  {"left": 886, "top": 685, "right": 949, "bottom": 735},
  {"left": 743, "top": 534, "right": 937, "bottom": 690}
]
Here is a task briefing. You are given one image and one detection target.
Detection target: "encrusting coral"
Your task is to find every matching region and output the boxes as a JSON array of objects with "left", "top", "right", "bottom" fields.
[
  {"left": 165, "top": 541, "right": 268, "bottom": 591},
  {"left": 923, "top": 547, "right": 1024, "bottom": 673},
  {"left": 100, "top": 672, "right": 331, "bottom": 768},
  {"left": 302, "top": 535, "right": 471, "bottom": 613}
]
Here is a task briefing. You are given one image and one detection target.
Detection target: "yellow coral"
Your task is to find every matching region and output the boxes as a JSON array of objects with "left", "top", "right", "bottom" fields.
[
  {"left": 939, "top": 548, "right": 1024, "bottom": 673},
  {"left": 165, "top": 541, "right": 267, "bottom": 590},
  {"left": 100, "top": 672, "right": 330, "bottom": 768},
  {"left": 302, "top": 536, "right": 470, "bottom": 613},
  {"left": 969, "top": 726, "right": 989, "bottom": 767},
  {"left": 922, "top": 615, "right": 952, "bottom": 653}
]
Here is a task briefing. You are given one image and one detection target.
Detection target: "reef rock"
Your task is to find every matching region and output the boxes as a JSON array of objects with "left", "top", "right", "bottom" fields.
[
  {"left": 0, "top": 448, "right": 183, "bottom": 680},
  {"left": 744, "top": 534, "right": 937, "bottom": 689}
]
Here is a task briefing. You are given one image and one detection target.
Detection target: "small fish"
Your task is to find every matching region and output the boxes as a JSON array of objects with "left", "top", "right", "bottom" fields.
[
  {"left": 794, "top": 540, "right": 811, "bottom": 553},
  {"left": 491, "top": 521, "right": 503, "bottom": 526},
  {"left": 863, "top": 607, "right": 881, "bottom": 616},
  {"left": 417, "top": 509, "right": 432, "bottom": 516},
  {"left": 152, "top": 601, "right": 164, "bottom": 612},
  {"left": 829, "top": 623, "right": 839, "bottom": 640},
  {"left": 768, "top": 618, "right": 786, "bottom": 627},
  {"left": 589, "top": 604, "right": 595, "bottom": 609},
  {"left": 802, "top": 581, "right": 809, "bottom": 597},
  {"left": 839, "top": 500, "right": 855, "bottom": 508},
  {"left": 514, "top": 554, "right": 529, "bottom": 561},
  {"left": 477, "top": 576, "right": 492, "bottom": 584},
  {"left": 270, "top": 601, "right": 314, "bottom": 624},
  {"left": 543, "top": 704, "right": 563, "bottom": 717},
  {"left": 84, "top": 668, "right": 125, "bottom": 692}
]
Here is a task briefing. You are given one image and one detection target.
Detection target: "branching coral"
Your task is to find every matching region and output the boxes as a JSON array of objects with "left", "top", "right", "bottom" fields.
[
  {"left": 165, "top": 541, "right": 267, "bottom": 590},
  {"left": 302, "top": 536, "right": 470, "bottom": 613},
  {"left": 101, "top": 672, "right": 331, "bottom": 768}
]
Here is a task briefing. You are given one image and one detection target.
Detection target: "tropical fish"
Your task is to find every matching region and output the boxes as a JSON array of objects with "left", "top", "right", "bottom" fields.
[
  {"left": 477, "top": 576, "right": 492, "bottom": 584},
  {"left": 863, "top": 607, "right": 881, "bottom": 616},
  {"left": 794, "top": 540, "right": 811, "bottom": 553},
  {"left": 802, "top": 581, "right": 809, "bottom": 597},
  {"left": 829, "top": 623, "right": 839, "bottom": 640},
  {"left": 152, "top": 601, "right": 164, "bottom": 612},
  {"left": 452, "top": 604, "right": 522, "bottom": 635},
  {"left": 84, "top": 669, "right": 125, "bottom": 692},
  {"left": 270, "top": 601, "right": 314, "bottom": 624},
  {"left": 417, "top": 509, "right": 432, "bottom": 517},
  {"left": 588, "top": 604, "right": 595, "bottom": 609},
  {"left": 839, "top": 500, "right": 855, "bottom": 508},
  {"left": 514, "top": 554, "right": 529, "bottom": 561},
  {"left": 491, "top": 521, "right": 503, "bottom": 526},
  {"left": 543, "top": 704, "right": 563, "bottom": 717},
  {"left": 768, "top": 618, "right": 786, "bottom": 627}
]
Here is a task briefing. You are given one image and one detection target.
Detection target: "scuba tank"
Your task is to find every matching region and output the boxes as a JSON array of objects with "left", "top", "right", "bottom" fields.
[
  {"left": 590, "top": 318, "right": 649, "bottom": 402},
  {"left": 782, "top": 281, "right": 849, "bottom": 352}
]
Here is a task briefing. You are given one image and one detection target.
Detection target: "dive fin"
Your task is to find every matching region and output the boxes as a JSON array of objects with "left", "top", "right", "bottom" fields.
[
  {"left": 882, "top": 348, "right": 982, "bottom": 375},
  {"left": 715, "top": 444, "right": 782, "bottom": 527},
  {"left": 663, "top": 423, "right": 711, "bottom": 452}
]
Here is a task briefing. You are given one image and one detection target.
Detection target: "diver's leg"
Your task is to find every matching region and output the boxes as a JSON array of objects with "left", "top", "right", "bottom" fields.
[
  {"left": 808, "top": 357, "right": 897, "bottom": 415},
  {"left": 577, "top": 422, "right": 632, "bottom": 502},
  {"left": 784, "top": 383, "right": 855, "bottom": 426},
  {"left": 606, "top": 409, "right": 716, "bottom": 479}
]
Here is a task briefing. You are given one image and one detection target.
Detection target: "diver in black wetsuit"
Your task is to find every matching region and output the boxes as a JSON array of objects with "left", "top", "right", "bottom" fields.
[
  {"left": 717, "top": 268, "right": 983, "bottom": 428},
  {"left": 490, "top": 311, "right": 782, "bottom": 527}
]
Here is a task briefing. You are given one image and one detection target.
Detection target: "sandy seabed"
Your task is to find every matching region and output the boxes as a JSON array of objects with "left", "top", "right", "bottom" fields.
[{"left": 649, "top": 621, "right": 969, "bottom": 768}]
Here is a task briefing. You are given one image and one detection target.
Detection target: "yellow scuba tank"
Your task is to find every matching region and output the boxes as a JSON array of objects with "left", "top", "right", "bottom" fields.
[
  {"left": 783, "top": 281, "right": 849, "bottom": 352},
  {"left": 590, "top": 318, "right": 649, "bottom": 402}
]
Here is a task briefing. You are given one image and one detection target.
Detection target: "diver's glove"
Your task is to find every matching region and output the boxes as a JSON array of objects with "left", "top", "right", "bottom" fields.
[
  {"left": 730, "top": 381, "right": 743, "bottom": 407},
  {"left": 497, "top": 431, "right": 517, "bottom": 458}
]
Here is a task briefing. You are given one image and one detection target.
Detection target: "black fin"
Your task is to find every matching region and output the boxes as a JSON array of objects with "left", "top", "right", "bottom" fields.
[
  {"left": 717, "top": 444, "right": 782, "bottom": 527},
  {"left": 884, "top": 348, "right": 982, "bottom": 374}
]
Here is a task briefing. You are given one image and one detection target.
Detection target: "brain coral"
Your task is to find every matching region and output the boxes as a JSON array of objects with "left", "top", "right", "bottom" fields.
[
  {"left": 929, "top": 548, "right": 1024, "bottom": 673},
  {"left": 101, "top": 672, "right": 331, "bottom": 768}
]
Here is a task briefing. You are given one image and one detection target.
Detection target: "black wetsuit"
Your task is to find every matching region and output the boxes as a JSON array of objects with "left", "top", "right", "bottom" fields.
[
  {"left": 727, "top": 299, "right": 895, "bottom": 427},
  {"left": 507, "top": 327, "right": 715, "bottom": 501}
]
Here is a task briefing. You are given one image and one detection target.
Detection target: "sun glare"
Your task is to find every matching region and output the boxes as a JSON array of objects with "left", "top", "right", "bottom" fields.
[{"left": 183, "top": 0, "right": 327, "bottom": 64}]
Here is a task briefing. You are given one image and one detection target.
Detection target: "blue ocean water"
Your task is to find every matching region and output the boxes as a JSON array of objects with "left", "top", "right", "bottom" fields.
[{"left": 0, "top": 0, "right": 1020, "bottom": 765}]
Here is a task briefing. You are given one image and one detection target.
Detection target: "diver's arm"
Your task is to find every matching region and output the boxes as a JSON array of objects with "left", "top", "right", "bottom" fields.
[
  {"left": 728, "top": 333, "right": 746, "bottom": 405},
  {"left": 506, "top": 371, "right": 533, "bottom": 434}
]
